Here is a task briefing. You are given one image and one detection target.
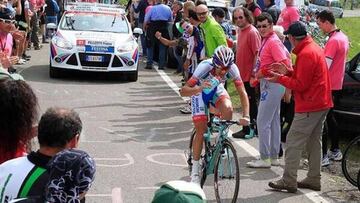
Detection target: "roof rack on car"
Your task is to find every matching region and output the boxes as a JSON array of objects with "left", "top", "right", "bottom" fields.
[
  {"left": 63, "top": 0, "right": 124, "bottom": 11},
  {"left": 63, "top": 1, "right": 125, "bottom": 14}
]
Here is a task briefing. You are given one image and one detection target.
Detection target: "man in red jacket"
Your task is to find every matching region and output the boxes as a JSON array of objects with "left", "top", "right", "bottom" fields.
[{"left": 266, "top": 21, "right": 333, "bottom": 193}]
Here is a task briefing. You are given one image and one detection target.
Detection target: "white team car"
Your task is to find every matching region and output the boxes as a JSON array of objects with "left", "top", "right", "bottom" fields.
[{"left": 49, "top": 2, "right": 142, "bottom": 81}]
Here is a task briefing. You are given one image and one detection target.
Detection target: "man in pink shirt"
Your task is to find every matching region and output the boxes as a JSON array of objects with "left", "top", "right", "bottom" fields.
[
  {"left": 277, "top": 0, "right": 299, "bottom": 51},
  {"left": 316, "top": 10, "right": 349, "bottom": 167},
  {"left": 231, "top": 7, "right": 261, "bottom": 139}
]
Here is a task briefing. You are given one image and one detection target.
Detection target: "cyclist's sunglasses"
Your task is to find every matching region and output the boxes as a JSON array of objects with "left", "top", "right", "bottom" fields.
[{"left": 0, "top": 18, "right": 15, "bottom": 24}]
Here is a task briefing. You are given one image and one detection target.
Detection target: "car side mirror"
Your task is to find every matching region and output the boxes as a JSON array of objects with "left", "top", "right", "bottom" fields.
[{"left": 133, "top": 28, "right": 143, "bottom": 38}]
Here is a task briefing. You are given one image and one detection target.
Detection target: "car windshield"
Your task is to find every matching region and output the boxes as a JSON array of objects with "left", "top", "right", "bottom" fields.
[
  {"left": 330, "top": 1, "right": 341, "bottom": 7},
  {"left": 60, "top": 13, "right": 129, "bottom": 33}
]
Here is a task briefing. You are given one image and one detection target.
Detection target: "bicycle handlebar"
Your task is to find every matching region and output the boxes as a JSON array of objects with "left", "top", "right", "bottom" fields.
[{"left": 213, "top": 118, "right": 240, "bottom": 126}]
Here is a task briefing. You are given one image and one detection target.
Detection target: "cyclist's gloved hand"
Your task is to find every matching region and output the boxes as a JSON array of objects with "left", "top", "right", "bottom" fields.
[{"left": 239, "top": 117, "right": 250, "bottom": 126}]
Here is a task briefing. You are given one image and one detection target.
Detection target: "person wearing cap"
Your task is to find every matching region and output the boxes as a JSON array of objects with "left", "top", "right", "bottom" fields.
[
  {"left": 276, "top": 0, "right": 300, "bottom": 52},
  {"left": 0, "top": 107, "right": 83, "bottom": 202},
  {"left": 0, "top": 7, "right": 19, "bottom": 71},
  {"left": 231, "top": 7, "right": 261, "bottom": 139},
  {"left": 316, "top": 10, "right": 349, "bottom": 167},
  {"left": 45, "top": 149, "right": 96, "bottom": 203},
  {"left": 152, "top": 180, "right": 206, "bottom": 203},
  {"left": 267, "top": 21, "right": 333, "bottom": 193},
  {"left": 246, "top": 12, "right": 291, "bottom": 168}
]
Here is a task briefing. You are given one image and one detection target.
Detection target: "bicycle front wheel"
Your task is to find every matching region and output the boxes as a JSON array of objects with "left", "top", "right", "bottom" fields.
[
  {"left": 214, "top": 139, "right": 240, "bottom": 203},
  {"left": 341, "top": 136, "right": 360, "bottom": 187}
]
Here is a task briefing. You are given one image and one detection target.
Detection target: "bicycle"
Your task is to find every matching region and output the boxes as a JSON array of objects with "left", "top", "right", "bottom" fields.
[
  {"left": 341, "top": 135, "right": 360, "bottom": 191},
  {"left": 186, "top": 115, "right": 240, "bottom": 203}
]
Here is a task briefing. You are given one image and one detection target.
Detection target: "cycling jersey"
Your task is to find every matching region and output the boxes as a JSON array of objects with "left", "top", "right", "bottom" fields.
[
  {"left": 186, "top": 59, "right": 243, "bottom": 122},
  {"left": 0, "top": 152, "right": 51, "bottom": 203}
]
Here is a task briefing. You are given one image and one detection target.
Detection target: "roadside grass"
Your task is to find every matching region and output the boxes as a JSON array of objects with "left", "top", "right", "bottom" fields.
[{"left": 337, "top": 17, "right": 360, "bottom": 59}]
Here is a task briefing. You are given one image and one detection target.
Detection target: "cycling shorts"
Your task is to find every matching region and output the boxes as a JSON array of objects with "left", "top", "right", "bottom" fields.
[{"left": 191, "top": 83, "right": 230, "bottom": 122}]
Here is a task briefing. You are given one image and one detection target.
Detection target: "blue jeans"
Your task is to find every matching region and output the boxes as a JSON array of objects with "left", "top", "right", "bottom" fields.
[{"left": 147, "top": 43, "right": 166, "bottom": 68}]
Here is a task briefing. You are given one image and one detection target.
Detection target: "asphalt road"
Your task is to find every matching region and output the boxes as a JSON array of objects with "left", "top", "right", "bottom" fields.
[{"left": 15, "top": 44, "right": 360, "bottom": 203}]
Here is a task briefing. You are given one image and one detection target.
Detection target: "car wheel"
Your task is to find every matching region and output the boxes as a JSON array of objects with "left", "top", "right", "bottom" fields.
[
  {"left": 128, "top": 70, "right": 138, "bottom": 82},
  {"left": 49, "top": 60, "right": 63, "bottom": 78}
]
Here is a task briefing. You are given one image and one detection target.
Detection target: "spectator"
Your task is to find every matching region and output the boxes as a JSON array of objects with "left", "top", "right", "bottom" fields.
[
  {"left": 29, "top": 0, "right": 41, "bottom": 50},
  {"left": 244, "top": 0, "right": 262, "bottom": 18},
  {"left": 151, "top": 180, "right": 206, "bottom": 203},
  {"left": 268, "top": 21, "right": 333, "bottom": 193},
  {"left": 129, "top": 0, "right": 140, "bottom": 29},
  {"left": 182, "top": 0, "right": 194, "bottom": 21},
  {"left": 246, "top": 12, "right": 291, "bottom": 168},
  {"left": 0, "top": 72, "right": 37, "bottom": 164},
  {"left": 0, "top": 107, "right": 83, "bottom": 201},
  {"left": 0, "top": 9, "right": 19, "bottom": 71},
  {"left": 133, "top": 0, "right": 149, "bottom": 56},
  {"left": 211, "top": 8, "right": 232, "bottom": 40},
  {"left": 263, "top": 0, "right": 280, "bottom": 24},
  {"left": 276, "top": 0, "right": 300, "bottom": 51},
  {"left": 195, "top": 3, "right": 227, "bottom": 57},
  {"left": 46, "top": 149, "right": 96, "bottom": 203},
  {"left": 231, "top": 7, "right": 261, "bottom": 139},
  {"left": 44, "top": 0, "right": 59, "bottom": 42},
  {"left": 14, "top": 0, "right": 32, "bottom": 62},
  {"left": 316, "top": 10, "right": 349, "bottom": 167},
  {"left": 144, "top": 0, "right": 172, "bottom": 70},
  {"left": 171, "top": 0, "right": 183, "bottom": 74},
  {"left": 273, "top": 25, "right": 295, "bottom": 158}
]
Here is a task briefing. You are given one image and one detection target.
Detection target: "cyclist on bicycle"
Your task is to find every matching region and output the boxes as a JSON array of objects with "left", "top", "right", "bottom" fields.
[{"left": 180, "top": 45, "right": 250, "bottom": 184}]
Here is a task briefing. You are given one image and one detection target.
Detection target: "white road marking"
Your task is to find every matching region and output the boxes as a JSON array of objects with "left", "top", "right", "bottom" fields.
[
  {"left": 160, "top": 70, "right": 331, "bottom": 203},
  {"left": 112, "top": 188, "right": 123, "bottom": 203},
  {"left": 156, "top": 69, "right": 186, "bottom": 101},
  {"left": 146, "top": 153, "right": 188, "bottom": 167},
  {"left": 95, "top": 154, "right": 134, "bottom": 168}
]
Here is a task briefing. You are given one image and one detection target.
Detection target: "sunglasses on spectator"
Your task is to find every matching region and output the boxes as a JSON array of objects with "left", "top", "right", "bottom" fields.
[
  {"left": 233, "top": 16, "right": 244, "bottom": 20},
  {"left": 196, "top": 11, "right": 208, "bottom": 16},
  {"left": 256, "top": 24, "right": 269, "bottom": 29},
  {"left": 0, "top": 18, "right": 15, "bottom": 24}
]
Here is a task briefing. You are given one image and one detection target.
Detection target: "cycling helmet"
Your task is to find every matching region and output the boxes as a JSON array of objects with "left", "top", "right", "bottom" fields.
[{"left": 212, "top": 45, "right": 234, "bottom": 68}]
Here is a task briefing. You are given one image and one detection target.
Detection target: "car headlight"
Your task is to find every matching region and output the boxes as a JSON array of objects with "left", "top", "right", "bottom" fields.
[
  {"left": 117, "top": 42, "right": 136, "bottom": 52},
  {"left": 52, "top": 36, "right": 73, "bottom": 50}
]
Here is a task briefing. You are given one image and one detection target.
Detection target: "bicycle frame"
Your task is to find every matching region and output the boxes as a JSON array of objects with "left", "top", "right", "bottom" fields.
[{"left": 203, "top": 117, "right": 233, "bottom": 176}]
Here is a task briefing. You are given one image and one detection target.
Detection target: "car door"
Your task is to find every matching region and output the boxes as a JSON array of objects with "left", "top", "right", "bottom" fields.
[{"left": 334, "top": 53, "right": 360, "bottom": 131}]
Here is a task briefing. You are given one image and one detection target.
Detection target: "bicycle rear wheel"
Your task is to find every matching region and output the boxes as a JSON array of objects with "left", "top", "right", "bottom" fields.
[
  {"left": 341, "top": 136, "right": 360, "bottom": 187},
  {"left": 214, "top": 139, "right": 240, "bottom": 203}
]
